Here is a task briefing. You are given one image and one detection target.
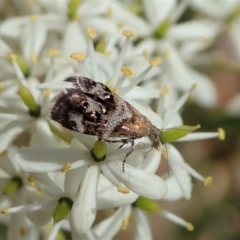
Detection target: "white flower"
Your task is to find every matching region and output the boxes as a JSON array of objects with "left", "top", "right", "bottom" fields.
[
  {"left": 15, "top": 134, "right": 167, "bottom": 236},
  {"left": 151, "top": 84, "right": 224, "bottom": 199},
  {"left": 0, "top": 147, "right": 40, "bottom": 240},
  {"left": 0, "top": 52, "right": 66, "bottom": 153},
  {"left": 0, "top": 14, "right": 61, "bottom": 64},
  {"left": 90, "top": 195, "right": 194, "bottom": 240},
  {"left": 129, "top": 0, "right": 220, "bottom": 108}
]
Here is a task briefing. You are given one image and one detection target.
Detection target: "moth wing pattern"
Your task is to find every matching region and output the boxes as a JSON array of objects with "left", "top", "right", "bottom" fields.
[
  {"left": 51, "top": 76, "right": 135, "bottom": 138},
  {"left": 50, "top": 76, "right": 162, "bottom": 171}
]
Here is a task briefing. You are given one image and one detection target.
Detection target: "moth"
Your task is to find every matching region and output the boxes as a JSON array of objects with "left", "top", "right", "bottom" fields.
[{"left": 50, "top": 76, "right": 162, "bottom": 171}]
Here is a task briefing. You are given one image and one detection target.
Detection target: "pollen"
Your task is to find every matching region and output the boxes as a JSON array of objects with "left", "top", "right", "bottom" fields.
[
  {"left": 86, "top": 28, "right": 97, "bottom": 39},
  {"left": 36, "top": 187, "right": 42, "bottom": 195},
  {"left": 204, "top": 176, "right": 212, "bottom": 187},
  {"left": 20, "top": 228, "right": 27, "bottom": 235},
  {"left": 61, "top": 162, "right": 71, "bottom": 173},
  {"left": 0, "top": 150, "right": 8, "bottom": 156},
  {"left": 27, "top": 176, "right": 36, "bottom": 186},
  {"left": 27, "top": 0, "right": 35, "bottom": 6},
  {"left": 163, "top": 50, "right": 170, "bottom": 58},
  {"left": 105, "top": 7, "right": 113, "bottom": 18},
  {"left": 30, "top": 53, "right": 38, "bottom": 64},
  {"left": 121, "top": 66, "right": 135, "bottom": 76},
  {"left": 1, "top": 209, "right": 8, "bottom": 214},
  {"left": 105, "top": 51, "right": 112, "bottom": 57},
  {"left": 122, "top": 29, "right": 135, "bottom": 38},
  {"left": 121, "top": 217, "right": 129, "bottom": 230},
  {"left": 117, "top": 22, "right": 124, "bottom": 29},
  {"left": 0, "top": 83, "right": 3, "bottom": 91},
  {"left": 48, "top": 49, "right": 59, "bottom": 57},
  {"left": 150, "top": 57, "right": 162, "bottom": 66},
  {"left": 201, "top": 36, "right": 209, "bottom": 43},
  {"left": 30, "top": 14, "right": 38, "bottom": 22},
  {"left": 70, "top": 53, "right": 86, "bottom": 61},
  {"left": 42, "top": 88, "right": 53, "bottom": 97},
  {"left": 186, "top": 222, "right": 194, "bottom": 231},
  {"left": 159, "top": 86, "right": 168, "bottom": 97},
  {"left": 191, "top": 83, "right": 198, "bottom": 89},
  {"left": 118, "top": 186, "right": 130, "bottom": 194},
  {"left": 8, "top": 53, "right": 17, "bottom": 62},
  {"left": 218, "top": 128, "right": 225, "bottom": 140},
  {"left": 142, "top": 49, "right": 149, "bottom": 57}
]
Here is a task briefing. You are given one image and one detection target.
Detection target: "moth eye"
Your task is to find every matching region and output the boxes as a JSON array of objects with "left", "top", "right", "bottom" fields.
[
  {"left": 81, "top": 101, "right": 89, "bottom": 109},
  {"left": 103, "top": 93, "right": 113, "bottom": 101}
]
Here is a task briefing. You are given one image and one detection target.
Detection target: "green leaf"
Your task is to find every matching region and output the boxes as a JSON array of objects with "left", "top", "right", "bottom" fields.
[{"left": 160, "top": 124, "right": 201, "bottom": 143}]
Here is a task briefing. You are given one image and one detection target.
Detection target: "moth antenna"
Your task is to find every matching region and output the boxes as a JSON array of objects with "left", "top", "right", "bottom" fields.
[{"left": 137, "top": 142, "right": 153, "bottom": 153}]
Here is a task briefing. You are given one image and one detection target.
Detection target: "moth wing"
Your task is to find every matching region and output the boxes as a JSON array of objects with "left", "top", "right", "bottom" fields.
[{"left": 51, "top": 87, "right": 118, "bottom": 136}]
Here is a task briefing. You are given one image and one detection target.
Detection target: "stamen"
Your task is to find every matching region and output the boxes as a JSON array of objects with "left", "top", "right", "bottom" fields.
[
  {"left": 122, "top": 29, "right": 135, "bottom": 38},
  {"left": 112, "top": 31, "right": 133, "bottom": 85},
  {"left": 42, "top": 88, "right": 52, "bottom": 97},
  {"left": 218, "top": 128, "right": 225, "bottom": 140},
  {"left": 86, "top": 28, "right": 99, "bottom": 81},
  {"left": 27, "top": 176, "right": 36, "bottom": 186},
  {"left": 149, "top": 57, "right": 162, "bottom": 66},
  {"left": 121, "top": 66, "right": 135, "bottom": 76},
  {"left": 86, "top": 28, "right": 97, "bottom": 39},
  {"left": 1, "top": 202, "right": 44, "bottom": 214},
  {"left": 186, "top": 222, "right": 194, "bottom": 231},
  {"left": 30, "top": 14, "right": 38, "bottom": 22},
  {"left": 35, "top": 187, "right": 42, "bottom": 195},
  {"left": 1, "top": 209, "right": 8, "bottom": 214},
  {"left": 105, "top": 7, "right": 113, "bottom": 18},
  {"left": 118, "top": 186, "right": 130, "bottom": 194},
  {"left": 27, "top": 0, "right": 35, "bottom": 6},
  {"left": 61, "top": 162, "right": 71, "bottom": 173},
  {"left": 120, "top": 57, "right": 161, "bottom": 95},
  {"left": 0, "top": 83, "right": 3, "bottom": 91},
  {"left": 8, "top": 53, "right": 17, "bottom": 61},
  {"left": 142, "top": 49, "right": 149, "bottom": 57},
  {"left": 117, "top": 22, "right": 124, "bottom": 29},
  {"left": 121, "top": 217, "right": 129, "bottom": 230},
  {"left": 115, "top": 66, "right": 135, "bottom": 89},
  {"left": 70, "top": 53, "right": 86, "bottom": 61},
  {"left": 48, "top": 49, "right": 59, "bottom": 57},
  {"left": 20, "top": 228, "right": 27, "bottom": 235},
  {"left": 204, "top": 176, "right": 212, "bottom": 187},
  {"left": 159, "top": 210, "right": 193, "bottom": 229},
  {"left": 160, "top": 86, "right": 169, "bottom": 97},
  {"left": 163, "top": 84, "right": 197, "bottom": 126},
  {"left": 30, "top": 53, "right": 38, "bottom": 64}
]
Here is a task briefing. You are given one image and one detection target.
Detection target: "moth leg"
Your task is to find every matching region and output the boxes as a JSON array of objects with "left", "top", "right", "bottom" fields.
[
  {"left": 122, "top": 139, "right": 135, "bottom": 173},
  {"left": 103, "top": 138, "right": 128, "bottom": 147}
]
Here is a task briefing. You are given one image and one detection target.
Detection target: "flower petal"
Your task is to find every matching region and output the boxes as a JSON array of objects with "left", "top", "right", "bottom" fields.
[
  {"left": 71, "top": 164, "right": 100, "bottom": 235},
  {"left": 133, "top": 208, "right": 153, "bottom": 240},
  {"left": 167, "top": 144, "right": 192, "bottom": 199},
  {"left": 107, "top": 161, "right": 167, "bottom": 199},
  {"left": 15, "top": 147, "right": 87, "bottom": 172}
]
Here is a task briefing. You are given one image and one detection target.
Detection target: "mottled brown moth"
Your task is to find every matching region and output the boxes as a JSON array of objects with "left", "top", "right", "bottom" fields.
[{"left": 51, "top": 76, "right": 162, "bottom": 171}]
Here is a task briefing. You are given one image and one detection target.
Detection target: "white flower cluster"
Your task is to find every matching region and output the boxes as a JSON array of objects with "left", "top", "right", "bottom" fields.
[{"left": 0, "top": 0, "right": 230, "bottom": 239}]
